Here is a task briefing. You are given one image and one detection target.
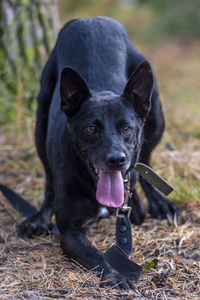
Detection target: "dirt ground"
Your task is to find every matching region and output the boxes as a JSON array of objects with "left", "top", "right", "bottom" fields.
[{"left": 0, "top": 41, "right": 200, "bottom": 299}]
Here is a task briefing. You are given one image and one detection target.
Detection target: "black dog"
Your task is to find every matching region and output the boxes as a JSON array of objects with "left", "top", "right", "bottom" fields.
[{"left": 0, "top": 17, "right": 180, "bottom": 290}]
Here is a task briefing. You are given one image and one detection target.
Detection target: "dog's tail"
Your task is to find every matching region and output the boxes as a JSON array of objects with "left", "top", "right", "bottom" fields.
[{"left": 0, "top": 183, "right": 37, "bottom": 218}]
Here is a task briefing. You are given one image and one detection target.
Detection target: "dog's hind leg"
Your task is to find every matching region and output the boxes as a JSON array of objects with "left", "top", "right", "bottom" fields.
[
  {"left": 18, "top": 49, "right": 57, "bottom": 237},
  {"left": 139, "top": 89, "right": 181, "bottom": 222}
]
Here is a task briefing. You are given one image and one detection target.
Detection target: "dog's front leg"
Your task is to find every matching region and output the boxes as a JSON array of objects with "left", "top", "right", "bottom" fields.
[
  {"left": 59, "top": 227, "right": 136, "bottom": 291},
  {"left": 60, "top": 228, "right": 105, "bottom": 271},
  {"left": 55, "top": 184, "right": 135, "bottom": 291}
]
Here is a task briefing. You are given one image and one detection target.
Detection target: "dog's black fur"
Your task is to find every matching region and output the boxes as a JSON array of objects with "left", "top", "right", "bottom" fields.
[{"left": 0, "top": 17, "right": 180, "bottom": 290}]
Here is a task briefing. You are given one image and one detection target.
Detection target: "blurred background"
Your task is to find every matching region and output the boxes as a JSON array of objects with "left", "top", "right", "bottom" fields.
[{"left": 0, "top": 0, "right": 200, "bottom": 203}]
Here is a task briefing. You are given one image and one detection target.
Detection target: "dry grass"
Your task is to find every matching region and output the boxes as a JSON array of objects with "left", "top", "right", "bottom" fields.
[
  {"left": 0, "top": 41, "right": 200, "bottom": 299},
  {"left": 0, "top": 201, "right": 200, "bottom": 299}
]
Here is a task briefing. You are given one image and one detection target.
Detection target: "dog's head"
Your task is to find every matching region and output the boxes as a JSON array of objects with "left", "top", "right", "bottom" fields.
[{"left": 60, "top": 61, "right": 153, "bottom": 208}]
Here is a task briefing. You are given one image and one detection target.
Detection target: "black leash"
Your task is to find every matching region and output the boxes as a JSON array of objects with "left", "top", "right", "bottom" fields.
[{"left": 103, "top": 174, "right": 143, "bottom": 282}]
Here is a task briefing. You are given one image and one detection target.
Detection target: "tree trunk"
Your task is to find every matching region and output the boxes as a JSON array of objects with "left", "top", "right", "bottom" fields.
[
  {"left": 0, "top": 0, "right": 59, "bottom": 73},
  {"left": 0, "top": 0, "right": 60, "bottom": 109}
]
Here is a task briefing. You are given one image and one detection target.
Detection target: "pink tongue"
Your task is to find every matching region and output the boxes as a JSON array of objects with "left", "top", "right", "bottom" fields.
[{"left": 96, "top": 170, "right": 124, "bottom": 207}]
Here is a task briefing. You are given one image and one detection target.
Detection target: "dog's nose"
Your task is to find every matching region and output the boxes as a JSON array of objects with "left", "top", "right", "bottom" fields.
[{"left": 106, "top": 152, "right": 126, "bottom": 169}]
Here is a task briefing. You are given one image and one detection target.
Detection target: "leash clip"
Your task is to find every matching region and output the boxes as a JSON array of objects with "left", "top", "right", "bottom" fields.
[
  {"left": 116, "top": 204, "right": 131, "bottom": 218},
  {"left": 116, "top": 173, "right": 132, "bottom": 217},
  {"left": 124, "top": 189, "right": 132, "bottom": 205}
]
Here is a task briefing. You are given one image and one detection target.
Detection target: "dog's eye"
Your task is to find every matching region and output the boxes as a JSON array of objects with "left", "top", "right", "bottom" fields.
[
  {"left": 86, "top": 126, "right": 97, "bottom": 134},
  {"left": 122, "top": 126, "right": 131, "bottom": 134}
]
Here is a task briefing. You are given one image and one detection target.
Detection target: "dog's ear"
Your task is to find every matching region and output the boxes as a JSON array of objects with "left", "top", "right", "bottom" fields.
[
  {"left": 122, "top": 61, "right": 154, "bottom": 120},
  {"left": 60, "top": 67, "right": 91, "bottom": 118}
]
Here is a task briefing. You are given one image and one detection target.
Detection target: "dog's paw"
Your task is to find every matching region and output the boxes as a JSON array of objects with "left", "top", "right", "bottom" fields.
[
  {"left": 100, "top": 268, "right": 137, "bottom": 292},
  {"left": 149, "top": 194, "right": 181, "bottom": 222},
  {"left": 17, "top": 213, "right": 52, "bottom": 238}
]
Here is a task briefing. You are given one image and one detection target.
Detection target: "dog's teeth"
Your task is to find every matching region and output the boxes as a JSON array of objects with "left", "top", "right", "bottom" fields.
[{"left": 94, "top": 168, "right": 99, "bottom": 175}]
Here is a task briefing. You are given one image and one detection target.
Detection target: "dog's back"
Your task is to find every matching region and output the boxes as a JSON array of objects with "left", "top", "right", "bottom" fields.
[
  {"left": 57, "top": 17, "right": 144, "bottom": 90},
  {"left": 57, "top": 17, "right": 127, "bottom": 90},
  {"left": 48, "top": 17, "right": 146, "bottom": 122}
]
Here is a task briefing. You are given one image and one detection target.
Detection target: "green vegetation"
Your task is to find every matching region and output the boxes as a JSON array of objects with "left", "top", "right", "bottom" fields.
[
  {"left": 144, "top": 260, "right": 155, "bottom": 270},
  {"left": 140, "top": 0, "right": 200, "bottom": 40},
  {"left": 0, "top": 0, "right": 58, "bottom": 127}
]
